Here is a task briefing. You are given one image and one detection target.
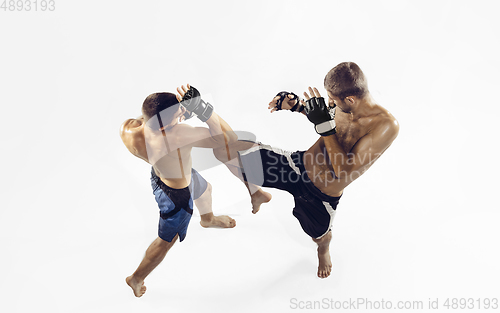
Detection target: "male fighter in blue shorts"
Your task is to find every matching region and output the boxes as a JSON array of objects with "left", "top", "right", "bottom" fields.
[
  {"left": 120, "top": 85, "right": 271, "bottom": 297},
  {"left": 213, "top": 62, "right": 399, "bottom": 278}
]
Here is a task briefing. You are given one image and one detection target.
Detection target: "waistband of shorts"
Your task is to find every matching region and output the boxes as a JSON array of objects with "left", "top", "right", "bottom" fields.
[
  {"left": 292, "top": 151, "right": 342, "bottom": 202},
  {"left": 151, "top": 167, "right": 194, "bottom": 191}
]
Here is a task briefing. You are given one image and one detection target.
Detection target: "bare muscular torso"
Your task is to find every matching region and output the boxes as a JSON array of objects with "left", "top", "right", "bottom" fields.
[
  {"left": 120, "top": 117, "right": 194, "bottom": 189},
  {"left": 304, "top": 103, "right": 397, "bottom": 197}
]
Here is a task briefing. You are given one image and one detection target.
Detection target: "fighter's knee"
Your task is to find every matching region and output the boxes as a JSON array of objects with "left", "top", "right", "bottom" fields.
[
  {"left": 312, "top": 230, "right": 332, "bottom": 243},
  {"left": 156, "top": 236, "right": 175, "bottom": 247},
  {"left": 213, "top": 147, "right": 228, "bottom": 162},
  {"left": 205, "top": 182, "right": 212, "bottom": 194}
]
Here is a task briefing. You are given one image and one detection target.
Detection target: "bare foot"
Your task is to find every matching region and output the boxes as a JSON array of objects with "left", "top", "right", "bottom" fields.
[
  {"left": 251, "top": 189, "right": 272, "bottom": 214},
  {"left": 317, "top": 247, "right": 332, "bottom": 278},
  {"left": 200, "top": 215, "right": 236, "bottom": 228},
  {"left": 126, "top": 275, "right": 147, "bottom": 297}
]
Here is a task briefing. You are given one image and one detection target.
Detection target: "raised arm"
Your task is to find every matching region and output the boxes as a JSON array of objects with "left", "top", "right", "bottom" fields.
[
  {"left": 268, "top": 91, "right": 307, "bottom": 115},
  {"left": 170, "top": 112, "right": 237, "bottom": 149},
  {"left": 175, "top": 84, "right": 237, "bottom": 148},
  {"left": 302, "top": 86, "right": 399, "bottom": 180},
  {"left": 203, "top": 110, "right": 238, "bottom": 145}
]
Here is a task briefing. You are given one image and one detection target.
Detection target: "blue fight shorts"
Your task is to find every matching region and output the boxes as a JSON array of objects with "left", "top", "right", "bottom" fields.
[
  {"left": 150, "top": 167, "right": 208, "bottom": 242},
  {"left": 238, "top": 143, "right": 341, "bottom": 239}
]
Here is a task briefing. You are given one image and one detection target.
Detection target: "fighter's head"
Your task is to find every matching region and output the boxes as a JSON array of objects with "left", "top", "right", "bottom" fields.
[
  {"left": 324, "top": 62, "right": 368, "bottom": 112},
  {"left": 142, "top": 92, "right": 186, "bottom": 131}
]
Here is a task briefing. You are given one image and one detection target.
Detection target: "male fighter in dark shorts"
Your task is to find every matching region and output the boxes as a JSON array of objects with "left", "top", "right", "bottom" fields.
[
  {"left": 120, "top": 85, "right": 271, "bottom": 297},
  {"left": 213, "top": 62, "right": 399, "bottom": 278}
]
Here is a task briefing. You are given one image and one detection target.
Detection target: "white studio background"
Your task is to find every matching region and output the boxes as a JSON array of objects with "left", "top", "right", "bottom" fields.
[{"left": 1, "top": 0, "right": 499, "bottom": 312}]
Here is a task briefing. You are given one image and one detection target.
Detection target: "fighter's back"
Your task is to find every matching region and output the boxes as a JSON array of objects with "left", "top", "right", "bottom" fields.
[{"left": 120, "top": 117, "right": 194, "bottom": 189}]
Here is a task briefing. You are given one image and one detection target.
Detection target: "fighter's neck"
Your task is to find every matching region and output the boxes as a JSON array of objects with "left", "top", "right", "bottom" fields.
[{"left": 347, "top": 97, "right": 378, "bottom": 121}]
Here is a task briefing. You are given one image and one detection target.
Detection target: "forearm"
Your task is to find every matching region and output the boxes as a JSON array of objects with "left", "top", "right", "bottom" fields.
[
  {"left": 322, "top": 135, "right": 352, "bottom": 178},
  {"left": 205, "top": 112, "right": 237, "bottom": 145}
]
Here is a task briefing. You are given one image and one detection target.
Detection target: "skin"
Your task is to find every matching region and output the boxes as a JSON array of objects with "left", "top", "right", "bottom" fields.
[
  {"left": 280, "top": 86, "right": 398, "bottom": 278},
  {"left": 219, "top": 81, "right": 399, "bottom": 279},
  {"left": 212, "top": 141, "right": 273, "bottom": 214},
  {"left": 277, "top": 87, "right": 398, "bottom": 278},
  {"left": 120, "top": 85, "right": 270, "bottom": 297}
]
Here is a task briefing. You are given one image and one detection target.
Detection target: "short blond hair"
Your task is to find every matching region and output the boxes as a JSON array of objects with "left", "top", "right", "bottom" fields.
[{"left": 324, "top": 62, "right": 368, "bottom": 99}]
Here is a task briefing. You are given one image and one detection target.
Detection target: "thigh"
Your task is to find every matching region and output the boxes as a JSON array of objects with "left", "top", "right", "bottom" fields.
[
  {"left": 239, "top": 143, "right": 301, "bottom": 194},
  {"left": 292, "top": 194, "right": 338, "bottom": 239},
  {"left": 213, "top": 140, "right": 258, "bottom": 162}
]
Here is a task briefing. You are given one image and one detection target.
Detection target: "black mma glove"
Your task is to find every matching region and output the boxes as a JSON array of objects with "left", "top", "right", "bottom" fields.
[
  {"left": 180, "top": 86, "right": 214, "bottom": 122},
  {"left": 275, "top": 91, "right": 304, "bottom": 112},
  {"left": 304, "top": 97, "right": 336, "bottom": 136}
]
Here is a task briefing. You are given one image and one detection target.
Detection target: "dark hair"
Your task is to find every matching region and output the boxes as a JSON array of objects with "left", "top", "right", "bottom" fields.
[
  {"left": 142, "top": 92, "right": 180, "bottom": 130},
  {"left": 324, "top": 62, "right": 368, "bottom": 100}
]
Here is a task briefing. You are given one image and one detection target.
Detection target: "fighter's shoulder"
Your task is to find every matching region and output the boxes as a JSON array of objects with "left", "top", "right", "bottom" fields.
[
  {"left": 120, "top": 119, "right": 137, "bottom": 142},
  {"left": 173, "top": 123, "right": 195, "bottom": 131},
  {"left": 120, "top": 118, "right": 145, "bottom": 136},
  {"left": 169, "top": 123, "right": 209, "bottom": 144},
  {"left": 172, "top": 123, "right": 211, "bottom": 135},
  {"left": 119, "top": 120, "right": 139, "bottom": 154},
  {"left": 369, "top": 108, "right": 399, "bottom": 140},
  {"left": 119, "top": 119, "right": 131, "bottom": 135},
  {"left": 170, "top": 123, "right": 196, "bottom": 137}
]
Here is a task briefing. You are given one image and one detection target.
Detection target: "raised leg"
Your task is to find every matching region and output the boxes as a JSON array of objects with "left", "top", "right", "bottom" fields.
[
  {"left": 213, "top": 141, "right": 272, "bottom": 213},
  {"left": 312, "top": 231, "right": 333, "bottom": 278},
  {"left": 126, "top": 235, "right": 178, "bottom": 297}
]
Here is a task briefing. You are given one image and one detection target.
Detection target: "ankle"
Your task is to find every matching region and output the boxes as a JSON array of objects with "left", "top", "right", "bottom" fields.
[
  {"left": 128, "top": 274, "right": 142, "bottom": 284},
  {"left": 252, "top": 189, "right": 266, "bottom": 198},
  {"left": 200, "top": 212, "right": 214, "bottom": 223}
]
